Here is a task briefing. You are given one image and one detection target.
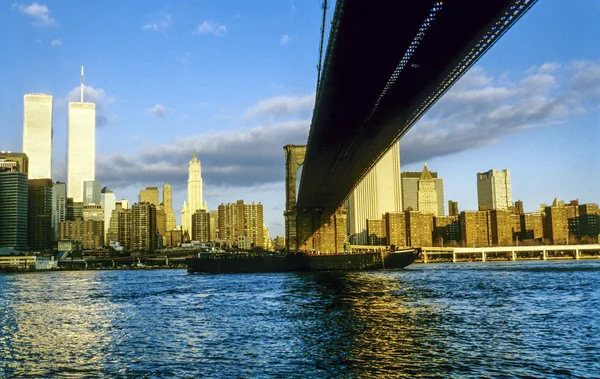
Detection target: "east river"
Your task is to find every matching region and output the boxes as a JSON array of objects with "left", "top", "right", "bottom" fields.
[{"left": 1, "top": 260, "right": 599, "bottom": 378}]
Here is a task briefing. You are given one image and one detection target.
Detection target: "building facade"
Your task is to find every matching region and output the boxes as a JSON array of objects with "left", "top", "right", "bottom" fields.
[
  {"left": 347, "top": 142, "right": 402, "bottom": 244},
  {"left": 460, "top": 210, "right": 491, "bottom": 247},
  {"left": 163, "top": 183, "right": 176, "bottom": 231},
  {"left": 139, "top": 187, "right": 160, "bottom": 207},
  {"left": 191, "top": 209, "right": 210, "bottom": 242},
  {"left": 23, "top": 94, "right": 53, "bottom": 180},
  {"left": 83, "top": 180, "right": 102, "bottom": 206},
  {"left": 182, "top": 151, "right": 206, "bottom": 234},
  {"left": 417, "top": 163, "right": 438, "bottom": 215},
  {"left": 384, "top": 212, "right": 407, "bottom": 248},
  {"left": 0, "top": 171, "right": 28, "bottom": 249},
  {"left": 477, "top": 169, "right": 512, "bottom": 210},
  {"left": 52, "top": 182, "right": 67, "bottom": 243},
  {"left": 27, "top": 178, "right": 53, "bottom": 251},
  {"left": 401, "top": 168, "right": 444, "bottom": 216},
  {"left": 67, "top": 102, "right": 96, "bottom": 203},
  {"left": 218, "top": 200, "right": 264, "bottom": 248},
  {"left": 101, "top": 187, "right": 116, "bottom": 244},
  {"left": 131, "top": 202, "right": 157, "bottom": 253}
]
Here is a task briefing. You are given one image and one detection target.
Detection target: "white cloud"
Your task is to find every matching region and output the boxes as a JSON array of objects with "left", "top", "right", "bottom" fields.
[
  {"left": 12, "top": 2, "right": 58, "bottom": 27},
  {"left": 280, "top": 34, "right": 291, "bottom": 45},
  {"left": 147, "top": 104, "right": 169, "bottom": 118},
  {"left": 64, "top": 85, "right": 113, "bottom": 127},
  {"left": 142, "top": 14, "right": 172, "bottom": 32},
  {"left": 193, "top": 21, "right": 227, "bottom": 37},
  {"left": 50, "top": 38, "right": 62, "bottom": 47},
  {"left": 400, "top": 60, "right": 600, "bottom": 164},
  {"left": 245, "top": 93, "right": 315, "bottom": 120}
]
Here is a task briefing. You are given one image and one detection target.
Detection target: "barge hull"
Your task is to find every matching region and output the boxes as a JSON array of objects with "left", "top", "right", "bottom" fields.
[{"left": 186, "top": 250, "right": 418, "bottom": 274}]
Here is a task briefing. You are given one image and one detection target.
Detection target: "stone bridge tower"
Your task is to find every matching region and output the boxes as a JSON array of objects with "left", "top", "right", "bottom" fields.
[{"left": 284, "top": 144, "right": 346, "bottom": 253}]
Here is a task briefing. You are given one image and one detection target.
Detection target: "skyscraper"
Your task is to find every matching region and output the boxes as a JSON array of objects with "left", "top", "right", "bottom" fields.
[
  {"left": 477, "top": 169, "right": 512, "bottom": 210},
  {"left": 182, "top": 151, "right": 206, "bottom": 234},
  {"left": 163, "top": 183, "right": 176, "bottom": 231},
  {"left": 83, "top": 180, "right": 102, "bottom": 205},
  {"left": 0, "top": 170, "right": 28, "bottom": 249},
  {"left": 139, "top": 187, "right": 159, "bottom": 207},
  {"left": 52, "top": 182, "right": 67, "bottom": 242},
  {"left": 132, "top": 202, "right": 157, "bottom": 253},
  {"left": 68, "top": 68, "right": 96, "bottom": 203},
  {"left": 417, "top": 163, "right": 438, "bottom": 215},
  {"left": 401, "top": 165, "right": 445, "bottom": 216},
  {"left": 101, "top": 187, "right": 116, "bottom": 244},
  {"left": 347, "top": 142, "right": 402, "bottom": 244},
  {"left": 23, "top": 94, "right": 53, "bottom": 179},
  {"left": 28, "top": 178, "right": 53, "bottom": 250},
  {"left": 218, "top": 200, "right": 264, "bottom": 248}
]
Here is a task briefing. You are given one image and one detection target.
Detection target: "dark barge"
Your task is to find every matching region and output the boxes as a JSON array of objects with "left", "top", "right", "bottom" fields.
[{"left": 186, "top": 249, "right": 419, "bottom": 274}]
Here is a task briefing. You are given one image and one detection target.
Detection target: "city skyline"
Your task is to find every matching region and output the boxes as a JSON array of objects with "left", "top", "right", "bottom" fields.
[{"left": 1, "top": 1, "right": 599, "bottom": 237}]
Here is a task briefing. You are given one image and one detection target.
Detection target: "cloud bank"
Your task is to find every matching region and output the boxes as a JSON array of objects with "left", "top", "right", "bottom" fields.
[{"left": 400, "top": 61, "right": 600, "bottom": 164}]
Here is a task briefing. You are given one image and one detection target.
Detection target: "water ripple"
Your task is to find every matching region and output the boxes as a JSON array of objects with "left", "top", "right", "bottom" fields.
[{"left": 1, "top": 260, "right": 599, "bottom": 378}]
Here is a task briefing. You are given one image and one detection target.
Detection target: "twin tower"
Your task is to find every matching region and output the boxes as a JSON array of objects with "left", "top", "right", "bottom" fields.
[{"left": 23, "top": 67, "right": 95, "bottom": 202}]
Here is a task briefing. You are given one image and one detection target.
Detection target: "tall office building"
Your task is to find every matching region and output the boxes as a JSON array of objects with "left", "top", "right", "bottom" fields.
[
  {"left": 477, "top": 169, "right": 512, "bottom": 211},
  {"left": 139, "top": 187, "right": 159, "bottom": 207},
  {"left": 23, "top": 94, "right": 53, "bottom": 179},
  {"left": 191, "top": 209, "right": 210, "bottom": 242},
  {"left": 218, "top": 200, "right": 264, "bottom": 248},
  {"left": 448, "top": 201, "right": 459, "bottom": 217},
  {"left": 347, "top": 142, "right": 402, "bottom": 244},
  {"left": 52, "top": 182, "right": 67, "bottom": 242},
  {"left": 83, "top": 180, "right": 102, "bottom": 205},
  {"left": 131, "top": 202, "right": 157, "bottom": 253},
  {"left": 101, "top": 187, "right": 116, "bottom": 244},
  {"left": 182, "top": 151, "right": 207, "bottom": 234},
  {"left": 401, "top": 168, "right": 444, "bottom": 216},
  {"left": 163, "top": 183, "right": 176, "bottom": 232},
  {"left": 417, "top": 163, "right": 438, "bottom": 215},
  {"left": 0, "top": 170, "right": 28, "bottom": 249},
  {"left": 28, "top": 178, "right": 53, "bottom": 250},
  {"left": 68, "top": 68, "right": 96, "bottom": 203}
]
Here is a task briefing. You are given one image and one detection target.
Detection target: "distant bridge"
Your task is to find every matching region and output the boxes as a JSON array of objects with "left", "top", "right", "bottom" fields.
[{"left": 285, "top": 0, "right": 537, "bottom": 253}]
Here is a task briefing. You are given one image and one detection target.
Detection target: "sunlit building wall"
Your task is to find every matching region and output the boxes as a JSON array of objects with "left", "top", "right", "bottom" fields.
[
  {"left": 101, "top": 187, "right": 116, "bottom": 244},
  {"left": 52, "top": 182, "right": 67, "bottom": 242},
  {"left": 67, "top": 102, "right": 96, "bottom": 202},
  {"left": 83, "top": 180, "right": 102, "bottom": 205},
  {"left": 23, "top": 94, "right": 53, "bottom": 179},
  {"left": 347, "top": 142, "right": 402, "bottom": 245},
  {"left": 477, "top": 169, "right": 512, "bottom": 211}
]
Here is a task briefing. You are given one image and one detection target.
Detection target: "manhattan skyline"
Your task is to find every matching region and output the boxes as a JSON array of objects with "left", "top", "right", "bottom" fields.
[{"left": 1, "top": 1, "right": 599, "bottom": 237}]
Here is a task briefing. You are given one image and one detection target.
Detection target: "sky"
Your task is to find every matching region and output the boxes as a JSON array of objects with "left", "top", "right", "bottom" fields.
[{"left": 1, "top": 1, "right": 599, "bottom": 238}]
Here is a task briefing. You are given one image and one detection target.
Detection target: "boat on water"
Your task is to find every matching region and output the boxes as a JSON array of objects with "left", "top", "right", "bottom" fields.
[{"left": 186, "top": 249, "right": 419, "bottom": 274}]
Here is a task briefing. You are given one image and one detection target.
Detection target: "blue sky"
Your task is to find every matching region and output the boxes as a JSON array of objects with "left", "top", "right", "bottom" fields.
[{"left": 1, "top": 1, "right": 598, "bottom": 238}]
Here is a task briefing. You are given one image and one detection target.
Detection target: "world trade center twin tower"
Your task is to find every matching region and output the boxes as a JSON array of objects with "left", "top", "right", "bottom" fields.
[{"left": 23, "top": 67, "right": 96, "bottom": 202}]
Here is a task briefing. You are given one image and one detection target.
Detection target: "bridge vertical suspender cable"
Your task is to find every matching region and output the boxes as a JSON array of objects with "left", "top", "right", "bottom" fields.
[{"left": 316, "top": 0, "right": 328, "bottom": 94}]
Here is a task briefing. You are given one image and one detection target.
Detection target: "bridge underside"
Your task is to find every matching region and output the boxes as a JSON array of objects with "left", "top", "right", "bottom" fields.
[{"left": 297, "top": 0, "right": 536, "bottom": 214}]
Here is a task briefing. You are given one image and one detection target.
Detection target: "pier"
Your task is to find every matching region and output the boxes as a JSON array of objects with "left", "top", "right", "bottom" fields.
[{"left": 419, "top": 244, "right": 600, "bottom": 263}]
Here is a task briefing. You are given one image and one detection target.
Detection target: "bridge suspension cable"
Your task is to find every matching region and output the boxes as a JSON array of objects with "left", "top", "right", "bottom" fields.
[{"left": 316, "top": 0, "right": 328, "bottom": 93}]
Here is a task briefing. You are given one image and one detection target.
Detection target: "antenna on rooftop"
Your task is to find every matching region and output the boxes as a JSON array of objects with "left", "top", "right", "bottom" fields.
[{"left": 80, "top": 66, "right": 84, "bottom": 102}]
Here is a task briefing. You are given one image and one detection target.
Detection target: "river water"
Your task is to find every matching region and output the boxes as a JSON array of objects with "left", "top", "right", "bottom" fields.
[{"left": 1, "top": 260, "right": 599, "bottom": 378}]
